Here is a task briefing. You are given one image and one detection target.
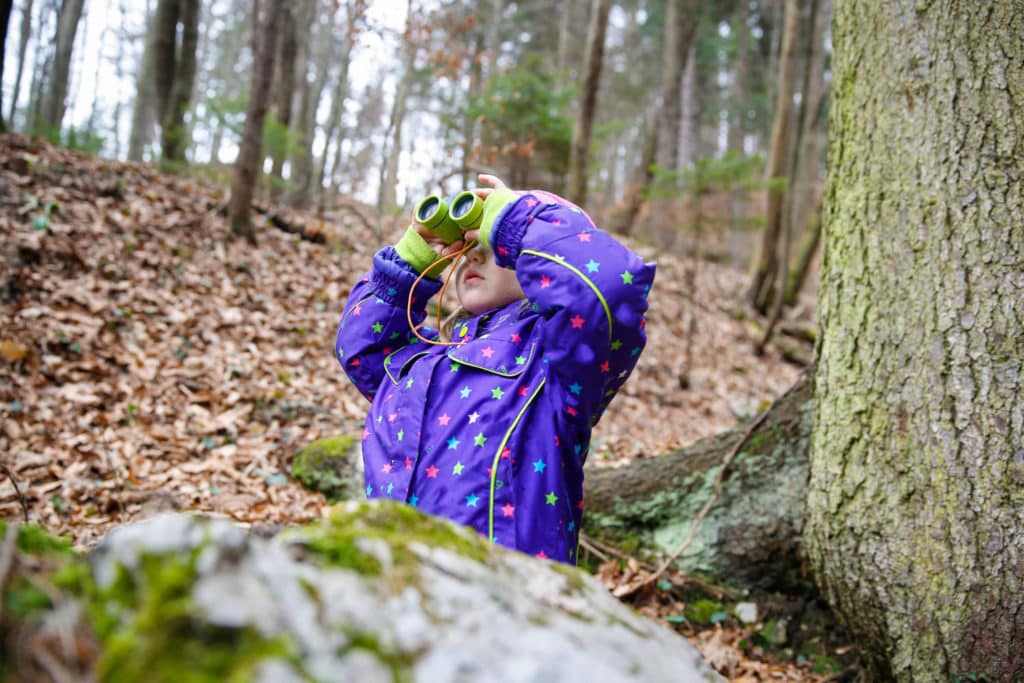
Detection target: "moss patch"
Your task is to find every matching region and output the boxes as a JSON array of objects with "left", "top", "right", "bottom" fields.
[
  {"left": 291, "top": 434, "right": 360, "bottom": 502},
  {"left": 88, "top": 545, "right": 299, "bottom": 683},
  {"left": 286, "top": 501, "right": 492, "bottom": 578}
]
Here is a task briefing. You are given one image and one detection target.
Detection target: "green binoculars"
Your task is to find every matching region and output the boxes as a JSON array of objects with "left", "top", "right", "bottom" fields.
[{"left": 414, "top": 191, "right": 483, "bottom": 244}]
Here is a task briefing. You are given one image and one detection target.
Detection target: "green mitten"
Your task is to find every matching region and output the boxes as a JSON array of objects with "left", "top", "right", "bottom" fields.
[{"left": 395, "top": 226, "right": 451, "bottom": 279}]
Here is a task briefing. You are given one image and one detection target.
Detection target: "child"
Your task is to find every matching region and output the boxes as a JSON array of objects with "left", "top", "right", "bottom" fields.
[{"left": 335, "top": 174, "right": 655, "bottom": 564}]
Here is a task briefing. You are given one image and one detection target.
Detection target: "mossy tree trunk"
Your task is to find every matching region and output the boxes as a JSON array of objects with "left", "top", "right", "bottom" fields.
[
  {"left": 584, "top": 372, "right": 813, "bottom": 592},
  {"left": 803, "top": 2, "right": 1024, "bottom": 681}
]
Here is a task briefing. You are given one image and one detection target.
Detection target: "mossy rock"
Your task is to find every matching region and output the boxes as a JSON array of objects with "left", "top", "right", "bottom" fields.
[{"left": 290, "top": 434, "right": 361, "bottom": 502}]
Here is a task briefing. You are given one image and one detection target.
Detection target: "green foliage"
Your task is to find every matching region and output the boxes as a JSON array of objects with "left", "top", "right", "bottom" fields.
[
  {"left": 467, "top": 55, "right": 574, "bottom": 177},
  {"left": 204, "top": 92, "right": 248, "bottom": 139},
  {"left": 262, "top": 113, "right": 301, "bottom": 165},
  {"left": 21, "top": 192, "right": 58, "bottom": 231}
]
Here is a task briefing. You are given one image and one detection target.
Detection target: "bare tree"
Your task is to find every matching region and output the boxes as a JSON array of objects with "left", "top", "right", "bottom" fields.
[
  {"left": 164, "top": 0, "right": 199, "bottom": 162},
  {"left": 269, "top": 2, "right": 298, "bottom": 196},
  {"left": 228, "top": 0, "right": 282, "bottom": 242},
  {"left": 38, "top": 0, "right": 86, "bottom": 133},
  {"left": 128, "top": 7, "right": 158, "bottom": 161},
  {"left": 747, "top": 0, "right": 800, "bottom": 313},
  {"left": 0, "top": 0, "right": 12, "bottom": 132},
  {"left": 566, "top": 0, "right": 612, "bottom": 205},
  {"left": 5, "top": 0, "right": 32, "bottom": 128}
]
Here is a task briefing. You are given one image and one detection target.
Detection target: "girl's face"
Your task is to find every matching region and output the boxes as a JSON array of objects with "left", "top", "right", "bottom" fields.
[{"left": 454, "top": 243, "right": 524, "bottom": 315}]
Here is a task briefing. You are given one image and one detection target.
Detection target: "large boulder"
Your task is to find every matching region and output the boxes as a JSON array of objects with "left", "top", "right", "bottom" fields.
[{"left": 3, "top": 502, "right": 722, "bottom": 682}]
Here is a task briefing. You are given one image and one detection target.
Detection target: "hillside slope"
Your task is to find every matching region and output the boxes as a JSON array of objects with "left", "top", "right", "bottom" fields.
[{"left": 0, "top": 134, "right": 806, "bottom": 546}]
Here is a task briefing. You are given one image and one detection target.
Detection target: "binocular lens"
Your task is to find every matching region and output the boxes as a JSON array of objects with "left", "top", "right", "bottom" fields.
[
  {"left": 417, "top": 197, "right": 441, "bottom": 221},
  {"left": 450, "top": 193, "right": 476, "bottom": 220}
]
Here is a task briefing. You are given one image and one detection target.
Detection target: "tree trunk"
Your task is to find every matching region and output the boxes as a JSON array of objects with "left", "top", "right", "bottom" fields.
[
  {"left": 584, "top": 372, "right": 813, "bottom": 591},
  {"left": 160, "top": 0, "right": 199, "bottom": 163},
  {"left": 288, "top": 0, "right": 327, "bottom": 208},
  {"left": 804, "top": 2, "right": 1024, "bottom": 680},
  {"left": 608, "top": 103, "right": 658, "bottom": 236},
  {"left": 151, "top": 0, "right": 178, "bottom": 125},
  {"left": 38, "top": 0, "right": 85, "bottom": 133},
  {"left": 228, "top": 0, "right": 282, "bottom": 242},
  {"left": 656, "top": 0, "right": 699, "bottom": 175},
  {"left": 787, "top": 0, "right": 828, "bottom": 267},
  {"left": 746, "top": 0, "right": 799, "bottom": 314},
  {"left": 0, "top": 0, "right": 12, "bottom": 132},
  {"left": 270, "top": 2, "right": 298, "bottom": 197},
  {"left": 566, "top": 0, "right": 611, "bottom": 206},
  {"left": 6, "top": 0, "right": 31, "bottom": 128},
  {"left": 783, "top": 193, "right": 822, "bottom": 305},
  {"left": 555, "top": 0, "right": 574, "bottom": 88}
]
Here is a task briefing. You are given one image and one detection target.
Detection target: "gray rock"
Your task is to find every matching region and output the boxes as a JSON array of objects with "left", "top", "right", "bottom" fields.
[{"left": 90, "top": 501, "right": 723, "bottom": 682}]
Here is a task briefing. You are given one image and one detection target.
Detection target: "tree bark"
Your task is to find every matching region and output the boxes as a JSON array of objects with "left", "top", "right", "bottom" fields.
[
  {"left": 566, "top": 0, "right": 611, "bottom": 206},
  {"left": 38, "top": 0, "right": 85, "bottom": 133},
  {"left": 160, "top": 0, "right": 199, "bottom": 163},
  {"left": 746, "top": 0, "right": 799, "bottom": 314},
  {"left": 288, "top": 0, "right": 328, "bottom": 208},
  {"left": 6, "top": 0, "right": 31, "bottom": 128},
  {"left": 804, "top": 2, "right": 1024, "bottom": 680},
  {"left": 584, "top": 372, "right": 813, "bottom": 591},
  {"left": 228, "top": 1, "right": 282, "bottom": 242}
]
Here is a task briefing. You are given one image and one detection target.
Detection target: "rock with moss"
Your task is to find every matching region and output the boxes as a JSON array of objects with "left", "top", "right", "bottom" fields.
[
  {"left": 3, "top": 504, "right": 722, "bottom": 682},
  {"left": 290, "top": 434, "right": 362, "bottom": 502}
]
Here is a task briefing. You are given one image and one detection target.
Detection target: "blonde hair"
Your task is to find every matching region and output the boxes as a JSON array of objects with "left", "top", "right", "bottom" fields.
[{"left": 439, "top": 305, "right": 472, "bottom": 343}]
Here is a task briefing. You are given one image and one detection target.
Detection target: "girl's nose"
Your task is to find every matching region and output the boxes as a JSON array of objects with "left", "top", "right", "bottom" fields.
[{"left": 465, "top": 243, "right": 487, "bottom": 264}]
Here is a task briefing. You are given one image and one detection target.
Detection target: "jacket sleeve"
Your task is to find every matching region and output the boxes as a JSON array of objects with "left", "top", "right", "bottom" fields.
[
  {"left": 489, "top": 193, "right": 656, "bottom": 425},
  {"left": 335, "top": 246, "right": 443, "bottom": 401}
]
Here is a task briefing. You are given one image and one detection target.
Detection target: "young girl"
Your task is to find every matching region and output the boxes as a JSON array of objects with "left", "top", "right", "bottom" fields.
[{"left": 335, "top": 175, "right": 655, "bottom": 564}]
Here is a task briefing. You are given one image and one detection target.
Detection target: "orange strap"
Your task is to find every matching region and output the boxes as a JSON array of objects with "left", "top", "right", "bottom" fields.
[{"left": 406, "top": 240, "right": 477, "bottom": 346}]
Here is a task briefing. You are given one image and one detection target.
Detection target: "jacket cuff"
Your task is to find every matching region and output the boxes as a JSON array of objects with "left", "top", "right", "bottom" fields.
[
  {"left": 489, "top": 193, "right": 531, "bottom": 269},
  {"left": 478, "top": 188, "right": 518, "bottom": 252},
  {"left": 394, "top": 226, "right": 449, "bottom": 279},
  {"left": 371, "top": 246, "right": 443, "bottom": 308}
]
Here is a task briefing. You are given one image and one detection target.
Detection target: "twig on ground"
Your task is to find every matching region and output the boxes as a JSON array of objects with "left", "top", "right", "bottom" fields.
[
  {"left": 818, "top": 665, "right": 860, "bottom": 683},
  {"left": 578, "top": 535, "right": 611, "bottom": 563},
  {"left": 0, "top": 463, "right": 30, "bottom": 523}
]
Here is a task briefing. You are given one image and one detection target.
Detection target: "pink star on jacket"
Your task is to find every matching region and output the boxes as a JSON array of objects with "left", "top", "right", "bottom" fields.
[
  {"left": 536, "top": 550, "right": 547, "bottom": 559},
  {"left": 362, "top": 428, "right": 370, "bottom": 439},
  {"left": 502, "top": 503, "right": 515, "bottom": 517},
  {"left": 481, "top": 347, "right": 495, "bottom": 358},
  {"left": 426, "top": 465, "right": 440, "bottom": 478},
  {"left": 382, "top": 463, "right": 392, "bottom": 473},
  {"left": 525, "top": 197, "right": 539, "bottom": 207},
  {"left": 540, "top": 276, "right": 551, "bottom": 288},
  {"left": 405, "top": 457, "right": 413, "bottom": 469},
  {"left": 519, "top": 386, "right": 529, "bottom": 397},
  {"left": 576, "top": 232, "right": 591, "bottom": 242},
  {"left": 570, "top": 314, "right": 585, "bottom": 329},
  {"left": 388, "top": 412, "right": 397, "bottom": 423},
  {"left": 511, "top": 333, "right": 521, "bottom": 343},
  {"left": 352, "top": 305, "right": 362, "bottom": 315},
  {"left": 600, "top": 360, "right": 610, "bottom": 372},
  {"left": 438, "top": 413, "right": 451, "bottom": 426},
  {"left": 501, "top": 447, "right": 511, "bottom": 460}
]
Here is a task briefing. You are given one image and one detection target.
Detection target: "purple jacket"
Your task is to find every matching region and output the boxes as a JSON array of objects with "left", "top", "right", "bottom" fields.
[{"left": 335, "top": 193, "right": 656, "bottom": 563}]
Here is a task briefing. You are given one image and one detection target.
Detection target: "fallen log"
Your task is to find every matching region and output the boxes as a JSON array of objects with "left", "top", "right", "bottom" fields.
[{"left": 583, "top": 370, "right": 813, "bottom": 592}]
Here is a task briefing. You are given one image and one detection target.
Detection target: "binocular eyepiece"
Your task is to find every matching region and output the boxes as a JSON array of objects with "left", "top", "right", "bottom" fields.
[{"left": 414, "top": 191, "right": 483, "bottom": 244}]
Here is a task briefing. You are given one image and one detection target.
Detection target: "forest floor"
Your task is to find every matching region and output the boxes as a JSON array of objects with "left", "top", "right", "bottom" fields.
[{"left": 0, "top": 135, "right": 843, "bottom": 681}]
